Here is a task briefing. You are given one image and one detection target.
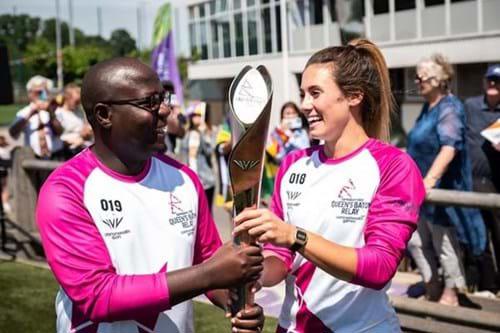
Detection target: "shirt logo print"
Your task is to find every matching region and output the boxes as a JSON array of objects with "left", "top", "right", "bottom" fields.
[
  {"left": 287, "top": 191, "right": 302, "bottom": 201},
  {"left": 338, "top": 178, "right": 356, "bottom": 199},
  {"left": 102, "top": 217, "right": 123, "bottom": 229},
  {"left": 169, "top": 193, "right": 183, "bottom": 215}
]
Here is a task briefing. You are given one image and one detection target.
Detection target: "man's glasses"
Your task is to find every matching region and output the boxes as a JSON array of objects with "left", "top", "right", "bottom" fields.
[
  {"left": 100, "top": 91, "right": 171, "bottom": 113},
  {"left": 414, "top": 75, "right": 434, "bottom": 84}
]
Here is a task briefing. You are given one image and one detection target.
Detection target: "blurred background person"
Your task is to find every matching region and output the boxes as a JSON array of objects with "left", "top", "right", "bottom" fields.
[
  {"left": 55, "top": 83, "right": 93, "bottom": 159},
  {"left": 263, "top": 102, "right": 310, "bottom": 199},
  {"left": 179, "top": 103, "right": 216, "bottom": 212},
  {"left": 406, "top": 54, "right": 485, "bottom": 306},
  {"left": 464, "top": 64, "right": 500, "bottom": 296},
  {"left": 0, "top": 135, "right": 12, "bottom": 214},
  {"left": 8, "top": 75, "right": 64, "bottom": 160},
  {"left": 161, "top": 81, "right": 186, "bottom": 157}
]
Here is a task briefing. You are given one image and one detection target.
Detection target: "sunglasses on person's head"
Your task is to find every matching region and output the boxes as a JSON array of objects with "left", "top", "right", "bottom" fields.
[
  {"left": 414, "top": 75, "right": 435, "bottom": 84},
  {"left": 100, "top": 91, "right": 171, "bottom": 113}
]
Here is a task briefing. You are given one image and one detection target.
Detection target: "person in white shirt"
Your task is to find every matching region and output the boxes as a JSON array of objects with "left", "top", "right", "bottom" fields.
[
  {"left": 8, "top": 75, "right": 64, "bottom": 159},
  {"left": 55, "top": 83, "right": 93, "bottom": 158}
]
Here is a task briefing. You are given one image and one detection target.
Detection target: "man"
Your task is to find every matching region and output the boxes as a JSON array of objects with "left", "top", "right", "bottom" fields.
[
  {"left": 9, "top": 75, "right": 64, "bottom": 159},
  {"left": 36, "top": 58, "right": 264, "bottom": 333},
  {"left": 55, "top": 83, "right": 93, "bottom": 158},
  {"left": 464, "top": 64, "right": 500, "bottom": 294}
]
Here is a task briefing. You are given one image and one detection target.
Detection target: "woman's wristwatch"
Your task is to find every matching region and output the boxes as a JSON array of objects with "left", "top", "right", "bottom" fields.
[{"left": 290, "top": 227, "right": 308, "bottom": 252}]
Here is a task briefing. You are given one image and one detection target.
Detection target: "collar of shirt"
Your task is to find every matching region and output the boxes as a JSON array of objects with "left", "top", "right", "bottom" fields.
[{"left": 481, "top": 95, "right": 500, "bottom": 112}]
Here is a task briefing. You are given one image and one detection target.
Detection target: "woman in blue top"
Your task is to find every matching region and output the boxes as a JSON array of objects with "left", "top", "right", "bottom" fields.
[{"left": 407, "top": 54, "right": 485, "bottom": 306}]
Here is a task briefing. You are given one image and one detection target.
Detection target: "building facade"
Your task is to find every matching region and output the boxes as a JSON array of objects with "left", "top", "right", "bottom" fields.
[{"left": 180, "top": 0, "right": 500, "bottom": 135}]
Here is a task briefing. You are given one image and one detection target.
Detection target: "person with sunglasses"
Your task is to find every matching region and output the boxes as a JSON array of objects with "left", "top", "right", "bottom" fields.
[
  {"left": 8, "top": 75, "right": 64, "bottom": 159},
  {"left": 463, "top": 64, "right": 500, "bottom": 296},
  {"left": 36, "top": 58, "right": 265, "bottom": 333},
  {"left": 406, "top": 54, "right": 485, "bottom": 306}
]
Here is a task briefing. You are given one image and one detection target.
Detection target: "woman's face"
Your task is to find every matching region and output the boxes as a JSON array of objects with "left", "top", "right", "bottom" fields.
[
  {"left": 300, "top": 64, "right": 353, "bottom": 142},
  {"left": 191, "top": 114, "right": 202, "bottom": 127},
  {"left": 282, "top": 106, "right": 299, "bottom": 120},
  {"left": 415, "top": 69, "right": 439, "bottom": 98}
]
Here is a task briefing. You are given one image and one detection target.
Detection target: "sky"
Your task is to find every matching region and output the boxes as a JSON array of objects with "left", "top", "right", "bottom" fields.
[{"left": 0, "top": 0, "right": 190, "bottom": 55}]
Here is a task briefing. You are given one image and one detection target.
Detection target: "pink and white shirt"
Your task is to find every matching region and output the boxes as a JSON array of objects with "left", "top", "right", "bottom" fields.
[
  {"left": 36, "top": 148, "right": 222, "bottom": 333},
  {"left": 265, "top": 139, "right": 425, "bottom": 333}
]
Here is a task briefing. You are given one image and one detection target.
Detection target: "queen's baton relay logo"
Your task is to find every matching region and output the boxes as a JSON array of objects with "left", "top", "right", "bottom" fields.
[{"left": 232, "top": 68, "right": 268, "bottom": 125}]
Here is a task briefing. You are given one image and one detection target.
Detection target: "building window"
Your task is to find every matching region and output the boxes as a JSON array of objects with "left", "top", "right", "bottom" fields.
[
  {"left": 199, "top": 4, "right": 206, "bottom": 18},
  {"left": 424, "top": 0, "right": 444, "bottom": 6},
  {"left": 248, "top": 10, "right": 258, "bottom": 55},
  {"left": 262, "top": 7, "right": 273, "bottom": 53},
  {"left": 200, "top": 21, "right": 208, "bottom": 59},
  {"left": 234, "top": 0, "right": 242, "bottom": 10},
  {"left": 234, "top": 13, "right": 244, "bottom": 56},
  {"left": 396, "top": 0, "right": 415, "bottom": 11},
  {"left": 310, "top": 0, "right": 324, "bottom": 25},
  {"left": 373, "top": 0, "right": 389, "bottom": 14},
  {"left": 189, "top": 22, "right": 198, "bottom": 58},
  {"left": 221, "top": 19, "right": 231, "bottom": 57},
  {"left": 276, "top": 4, "right": 282, "bottom": 52},
  {"left": 210, "top": 20, "right": 219, "bottom": 59}
]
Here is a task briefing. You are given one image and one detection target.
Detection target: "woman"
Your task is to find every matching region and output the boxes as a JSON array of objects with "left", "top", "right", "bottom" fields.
[
  {"left": 233, "top": 39, "right": 425, "bottom": 332},
  {"left": 406, "top": 55, "right": 485, "bottom": 306},
  {"left": 267, "top": 102, "right": 310, "bottom": 164},
  {"left": 180, "top": 105, "right": 216, "bottom": 211}
]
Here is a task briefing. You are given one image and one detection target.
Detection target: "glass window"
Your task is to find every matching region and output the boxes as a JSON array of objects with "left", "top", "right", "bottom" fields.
[
  {"left": 373, "top": 0, "right": 389, "bottom": 14},
  {"left": 189, "top": 23, "right": 198, "bottom": 58},
  {"left": 425, "top": 0, "right": 444, "bottom": 6},
  {"left": 189, "top": 6, "right": 195, "bottom": 19},
  {"left": 222, "top": 20, "right": 231, "bottom": 57},
  {"left": 275, "top": 4, "right": 282, "bottom": 52},
  {"left": 235, "top": 13, "right": 244, "bottom": 56},
  {"left": 210, "top": 20, "right": 219, "bottom": 59},
  {"left": 210, "top": 1, "right": 216, "bottom": 14},
  {"left": 328, "top": 0, "right": 337, "bottom": 22},
  {"left": 310, "top": 0, "right": 323, "bottom": 24},
  {"left": 247, "top": 0, "right": 256, "bottom": 7},
  {"left": 200, "top": 21, "right": 208, "bottom": 59},
  {"left": 199, "top": 4, "right": 206, "bottom": 18},
  {"left": 396, "top": 0, "right": 415, "bottom": 11},
  {"left": 248, "top": 10, "right": 258, "bottom": 55},
  {"left": 261, "top": 0, "right": 271, "bottom": 4},
  {"left": 219, "top": 0, "right": 228, "bottom": 12},
  {"left": 262, "top": 7, "right": 273, "bottom": 53},
  {"left": 234, "top": 0, "right": 242, "bottom": 10}
]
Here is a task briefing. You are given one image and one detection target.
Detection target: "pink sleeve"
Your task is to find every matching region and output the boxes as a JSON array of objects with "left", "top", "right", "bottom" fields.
[
  {"left": 262, "top": 150, "right": 311, "bottom": 271},
  {"left": 36, "top": 178, "right": 170, "bottom": 323},
  {"left": 351, "top": 153, "right": 425, "bottom": 290}
]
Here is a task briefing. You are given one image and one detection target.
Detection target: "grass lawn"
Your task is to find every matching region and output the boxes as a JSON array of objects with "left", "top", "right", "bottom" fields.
[
  {"left": 0, "top": 260, "right": 277, "bottom": 333},
  {"left": 0, "top": 104, "right": 22, "bottom": 126}
]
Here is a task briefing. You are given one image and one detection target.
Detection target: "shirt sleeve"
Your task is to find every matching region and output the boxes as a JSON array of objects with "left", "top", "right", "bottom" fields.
[
  {"left": 351, "top": 154, "right": 425, "bottom": 290},
  {"left": 437, "top": 104, "right": 465, "bottom": 150},
  {"left": 36, "top": 179, "right": 171, "bottom": 323},
  {"left": 262, "top": 153, "right": 296, "bottom": 271}
]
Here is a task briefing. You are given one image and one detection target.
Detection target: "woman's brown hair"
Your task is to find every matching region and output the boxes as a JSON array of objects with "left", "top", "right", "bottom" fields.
[{"left": 305, "top": 39, "right": 394, "bottom": 141}]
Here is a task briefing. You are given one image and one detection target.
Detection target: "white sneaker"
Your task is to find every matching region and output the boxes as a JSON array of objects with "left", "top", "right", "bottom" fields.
[{"left": 472, "top": 290, "right": 496, "bottom": 299}]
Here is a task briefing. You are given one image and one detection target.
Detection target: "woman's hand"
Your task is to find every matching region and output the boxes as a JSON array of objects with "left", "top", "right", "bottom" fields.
[
  {"left": 233, "top": 208, "right": 295, "bottom": 248},
  {"left": 423, "top": 176, "right": 437, "bottom": 191}
]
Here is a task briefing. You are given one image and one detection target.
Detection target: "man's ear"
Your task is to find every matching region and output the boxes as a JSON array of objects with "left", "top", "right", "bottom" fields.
[
  {"left": 94, "top": 103, "right": 112, "bottom": 129},
  {"left": 347, "top": 92, "right": 364, "bottom": 108}
]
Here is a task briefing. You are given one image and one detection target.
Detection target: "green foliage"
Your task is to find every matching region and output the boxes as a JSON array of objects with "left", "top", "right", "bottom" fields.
[
  {"left": 0, "top": 14, "right": 40, "bottom": 58},
  {"left": 63, "top": 45, "right": 112, "bottom": 82},
  {"left": 109, "top": 29, "right": 137, "bottom": 57}
]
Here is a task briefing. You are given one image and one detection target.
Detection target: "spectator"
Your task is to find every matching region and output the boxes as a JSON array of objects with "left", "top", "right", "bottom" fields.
[
  {"left": 464, "top": 64, "right": 500, "bottom": 295},
  {"left": 8, "top": 75, "right": 64, "bottom": 159},
  {"left": 179, "top": 103, "right": 216, "bottom": 212},
  {"left": 55, "top": 83, "right": 93, "bottom": 158},
  {"left": 161, "top": 81, "right": 186, "bottom": 156},
  {"left": 266, "top": 101, "right": 310, "bottom": 164},
  {"left": 407, "top": 54, "right": 485, "bottom": 306},
  {"left": 0, "top": 135, "right": 11, "bottom": 213}
]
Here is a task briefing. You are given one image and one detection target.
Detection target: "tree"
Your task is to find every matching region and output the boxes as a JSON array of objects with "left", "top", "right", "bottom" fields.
[
  {"left": 109, "top": 29, "right": 137, "bottom": 56},
  {"left": 0, "top": 14, "right": 41, "bottom": 57}
]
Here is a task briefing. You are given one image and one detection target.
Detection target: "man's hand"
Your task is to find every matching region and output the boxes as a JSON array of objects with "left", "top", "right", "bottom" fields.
[
  {"left": 29, "top": 100, "right": 49, "bottom": 118},
  {"left": 229, "top": 304, "right": 265, "bottom": 333},
  {"left": 204, "top": 242, "right": 263, "bottom": 290}
]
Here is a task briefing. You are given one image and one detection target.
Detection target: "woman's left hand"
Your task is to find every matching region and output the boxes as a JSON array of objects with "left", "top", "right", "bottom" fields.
[{"left": 233, "top": 208, "right": 295, "bottom": 247}]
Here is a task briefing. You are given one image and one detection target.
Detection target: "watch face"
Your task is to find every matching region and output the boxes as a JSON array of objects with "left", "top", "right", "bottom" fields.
[{"left": 297, "top": 230, "right": 307, "bottom": 242}]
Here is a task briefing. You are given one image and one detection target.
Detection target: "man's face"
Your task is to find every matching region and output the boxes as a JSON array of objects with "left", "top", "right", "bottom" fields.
[
  {"left": 106, "top": 75, "right": 169, "bottom": 160},
  {"left": 484, "top": 76, "right": 500, "bottom": 99}
]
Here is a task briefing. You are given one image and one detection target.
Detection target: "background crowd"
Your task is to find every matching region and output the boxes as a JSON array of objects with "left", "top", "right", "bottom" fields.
[{"left": 1, "top": 57, "right": 499, "bottom": 307}]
